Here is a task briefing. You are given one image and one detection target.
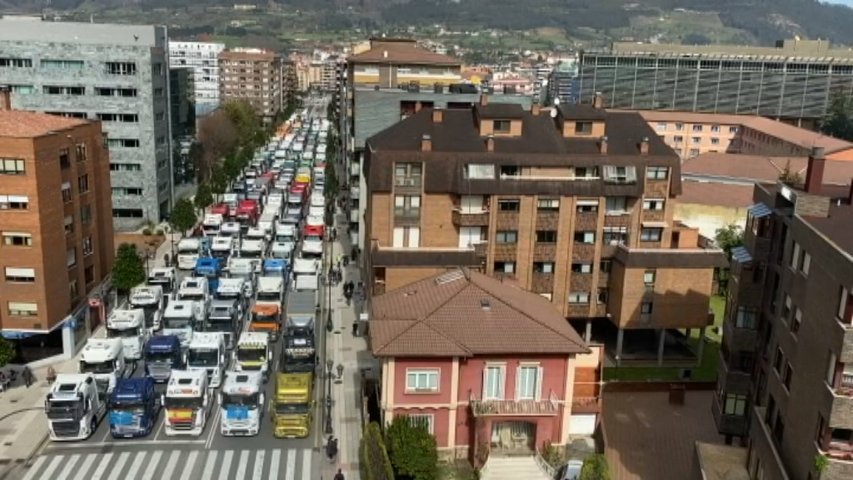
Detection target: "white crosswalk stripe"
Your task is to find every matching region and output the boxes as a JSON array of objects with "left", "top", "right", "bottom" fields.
[{"left": 25, "top": 447, "right": 316, "bottom": 480}]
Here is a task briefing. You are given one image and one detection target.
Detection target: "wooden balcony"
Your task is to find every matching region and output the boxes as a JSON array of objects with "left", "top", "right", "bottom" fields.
[
  {"left": 642, "top": 210, "right": 665, "bottom": 223},
  {"left": 645, "top": 179, "right": 669, "bottom": 198},
  {"left": 452, "top": 209, "right": 490, "bottom": 227},
  {"left": 535, "top": 211, "right": 560, "bottom": 230},
  {"left": 570, "top": 273, "right": 592, "bottom": 292},
  {"left": 571, "top": 396, "right": 601, "bottom": 414},
  {"left": 604, "top": 214, "right": 632, "bottom": 228},
  {"left": 470, "top": 392, "right": 560, "bottom": 417},
  {"left": 567, "top": 304, "right": 591, "bottom": 318},
  {"left": 574, "top": 212, "right": 599, "bottom": 231}
]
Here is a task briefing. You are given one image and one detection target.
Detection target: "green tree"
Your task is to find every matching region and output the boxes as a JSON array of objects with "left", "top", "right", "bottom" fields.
[
  {"left": 820, "top": 90, "right": 853, "bottom": 141},
  {"left": 579, "top": 454, "right": 610, "bottom": 480},
  {"left": 360, "top": 422, "right": 395, "bottom": 480},
  {"left": 194, "top": 183, "right": 215, "bottom": 214},
  {"left": 170, "top": 197, "right": 198, "bottom": 235},
  {"left": 0, "top": 337, "right": 15, "bottom": 368},
  {"left": 715, "top": 224, "right": 745, "bottom": 259},
  {"left": 112, "top": 243, "right": 146, "bottom": 295},
  {"left": 385, "top": 415, "right": 438, "bottom": 480}
]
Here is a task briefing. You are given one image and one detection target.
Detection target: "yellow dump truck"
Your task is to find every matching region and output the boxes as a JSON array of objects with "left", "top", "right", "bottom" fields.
[{"left": 272, "top": 370, "right": 313, "bottom": 438}]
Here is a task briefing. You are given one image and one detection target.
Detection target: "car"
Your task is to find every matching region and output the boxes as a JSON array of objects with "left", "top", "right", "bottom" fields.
[{"left": 558, "top": 459, "right": 584, "bottom": 480}]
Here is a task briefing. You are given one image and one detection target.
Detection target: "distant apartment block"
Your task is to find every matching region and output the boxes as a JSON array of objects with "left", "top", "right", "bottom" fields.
[
  {"left": 0, "top": 16, "right": 173, "bottom": 230},
  {"left": 0, "top": 92, "right": 114, "bottom": 360},
  {"left": 218, "top": 48, "right": 282, "bottom": 123},
  {"left": 579, "top": 39, "right": 853, "bottom": 128},
  {"left": 168, "top": 41, "right": 225, "bottom": 115}
]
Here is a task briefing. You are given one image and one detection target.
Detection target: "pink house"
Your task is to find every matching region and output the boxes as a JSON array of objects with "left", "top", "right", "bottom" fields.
[{"left": 369, "top": 268, "right": 602, "bottom": 463}]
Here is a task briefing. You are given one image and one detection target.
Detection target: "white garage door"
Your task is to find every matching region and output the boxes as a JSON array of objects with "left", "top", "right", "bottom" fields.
[{"left": 569, "top": 414, "right": 597, "bottom": 435}]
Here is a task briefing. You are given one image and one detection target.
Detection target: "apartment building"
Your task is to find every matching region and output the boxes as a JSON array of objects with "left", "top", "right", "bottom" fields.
[
  {"left": 0, "top": 16, "right": 173, "bottom": 230},
  {"left": 218, "top": 48, "right": 282, "bottom": 123},
  {"left": 282, "top": 59, "right": 298, "bottom": 109},
  {"left": 579, "top": 39, "right": 853, "bottom": 128},
  {"left": 364, "top": 96, "right": 726, "bottom": 363},
  {"left": 168, "top": 41, "right": 225, "bottom": 115},
  {"left": 714, "top": 147, "right": 853, "bottom": 479},
  {"left": 0, "top": 92, "right": 114, "bottom": 360}
]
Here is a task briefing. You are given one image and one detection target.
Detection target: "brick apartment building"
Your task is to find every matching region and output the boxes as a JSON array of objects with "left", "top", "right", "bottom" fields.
[
  {"left": 711, "top": 147, "right": 853, "bottom": 480},
  {"left": 363, "top": 96, "right": 726, "bottom": 363},
  {"left": 0, "top": 91, "right": 114, "bottom": 360},
  {"left": 218, "top": 48, "right": 282, "bottom": 123}
]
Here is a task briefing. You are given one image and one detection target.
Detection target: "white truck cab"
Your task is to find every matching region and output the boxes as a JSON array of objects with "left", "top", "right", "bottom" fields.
[
  {"left": 217, "top": 277, "right": 251, "bottom": 301},
  {"left": 221, "top": 221, "right": 241, "bottom": 238},
  {"left": 162, "top": 300, "right": 203, "bottom": 348},
  {"left": 271, "top": 223, "right": 296, "bottom": 259},
  {"left": 163, "top": 370, "right": 211, "bottom": 436},
  {"left": 178, "top": 277, "right": 210, "bottom": 304},
  {"left": 79, "top": 338, "right": 126, "bottom": 396},
  {"left": 239, "top": 238, "right": 267, "bottom": 260},
  {"left": 227, "top": 257, "right": 258, "bottom": 293},
  {"left": 234, "top": 332, "right": 271, "bottom": 382},
  {"left": 45, "top": 373, "right": 104, "bottom": 441},
  {"left": 177, "top": 238, "right": 201, "bottom": 270},
  {"left": 211, "top": 236, "right": 236, "bottom": 258},
  {"left": 106, "top": 309, "right": 147, "bottom": 361},
  {"left": 292, "top": 257, "right": 319, "bottom": 277},
  {"left": 187, "top": 332, "right": 227, "bottom": 389},
  {"left": 255, "top": 277, "right": 284, "bottom": 306},
  {"left": 219, "top": 370, "right": 264, "bottom": 436},
  {"left": 202, "top": 214, "right": 224, "bottom": 236},
  {"left": 129, "top": 285, "right": 164, "bottom": 332}
]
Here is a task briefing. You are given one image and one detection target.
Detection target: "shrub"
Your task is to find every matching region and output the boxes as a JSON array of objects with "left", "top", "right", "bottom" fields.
[
  {"left": 580, "top": 453, "right": 610, "bottom": 480},
  {"left": 142, "top": 227, "right": 152, "bottom": 236},
  {"left": 386, "top": 415, "right": 439, "bottom": 480},
  {"left": 360, "top": 422, "right": 394, "bottom": 480}
]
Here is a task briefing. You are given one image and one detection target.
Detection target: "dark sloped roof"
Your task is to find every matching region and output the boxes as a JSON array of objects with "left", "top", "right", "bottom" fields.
[
  {"left": 370, "top": 268, "right": 589, "bottom": 357},
  {"left": 558, "top": 104, "right": 607, "bottom": 121},
  {"left": 475, "top": 103, "right": 525, "bottom": 119}
]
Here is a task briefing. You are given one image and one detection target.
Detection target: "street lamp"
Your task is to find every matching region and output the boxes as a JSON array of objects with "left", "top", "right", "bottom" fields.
[{"left": 325, "top": 359, "right": 334, "bottom": 435}]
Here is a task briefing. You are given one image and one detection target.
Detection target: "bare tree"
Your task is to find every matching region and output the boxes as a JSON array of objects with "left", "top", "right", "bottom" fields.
[{"left": 196, "top": 110, "right": 238, "bottom": 182}]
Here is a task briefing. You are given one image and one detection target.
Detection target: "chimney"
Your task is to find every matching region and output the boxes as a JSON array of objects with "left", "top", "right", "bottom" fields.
[
  {"left": 421, "top": 134, "right": 432, "bottom": 152},
  {"left": 480, "top": 94, "right": 489, "bottom": 106},
  {"left": 531, "top": 102, "right": 541, "bottom": 116},
  {"left": 485, "top": 135, "right": 495, "bottom": 152},
  {"left": 805, "top": 146, "right": 826, "bottom": 194},
  {"left": 639, "top": 136, "right": 649, "bottom": 155},
  {"left": 432, "top": 108, "right": 443, "bottom": 123},
  {"left": 0, "top": 86, "right": 10, "bottom": 111},
  {"left": 593, "top": 91, "right": 604, "bottom": 109},
  {"left": 599, "top": 135, "right": 608, "bottom": 154}
]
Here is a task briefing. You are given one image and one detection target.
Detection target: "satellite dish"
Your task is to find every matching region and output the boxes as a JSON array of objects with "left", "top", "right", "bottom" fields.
[
  {"left": 549, "top": 109, "right": 558, "bottom": 119},
  {"left": 553, "top": 97, "right": 561, "bottom": 106}
]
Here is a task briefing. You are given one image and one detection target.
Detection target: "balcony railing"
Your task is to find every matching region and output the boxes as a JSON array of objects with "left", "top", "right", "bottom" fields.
[
  {"left": 452, "top": 209, "right": 490, "bottom": 227},
  {"left": 571, "top": 396, "right": 601, "bottom": 413},
  {"left": 469, "top": 391, "right": 561, "bottom": 417}
]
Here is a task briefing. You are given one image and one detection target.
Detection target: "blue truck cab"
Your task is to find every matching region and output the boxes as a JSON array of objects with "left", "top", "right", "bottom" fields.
[
  {"left": 108, "top": 377, "right": 160, "bottom": 439},
  {"left": 262, "top": 259, "right": 288, "bottom": 280},
  {"left": 144, "top": 335, "right": 184, "bottom": 383},
  {"left": 194, "top": 257, "right": 222, "bottom": 292}
]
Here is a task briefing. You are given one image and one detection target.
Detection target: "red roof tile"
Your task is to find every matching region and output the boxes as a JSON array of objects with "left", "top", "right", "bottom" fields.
[
  {"left": 0, "top": 110, "right": 89, "bottom": 138},
  {"left": 348, "top": 39, "right": 461, "bottom": 66}
]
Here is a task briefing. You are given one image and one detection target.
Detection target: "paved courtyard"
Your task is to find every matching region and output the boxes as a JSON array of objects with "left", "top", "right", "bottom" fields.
[{"left": 602, "top": 390, "right": 727, "bottom": 480}]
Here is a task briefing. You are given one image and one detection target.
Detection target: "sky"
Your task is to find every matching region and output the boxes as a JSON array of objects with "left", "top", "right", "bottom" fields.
[{"left": 824, "top": 0, "right": 853, "bottom": 6}]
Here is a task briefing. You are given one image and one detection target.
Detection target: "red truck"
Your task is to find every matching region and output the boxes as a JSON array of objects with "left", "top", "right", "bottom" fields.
[{"left": 235, "top": 199, "right": 259, "bottom": 231}]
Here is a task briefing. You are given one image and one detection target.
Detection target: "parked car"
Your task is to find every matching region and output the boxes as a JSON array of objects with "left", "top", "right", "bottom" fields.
[{"left": 558, "top": 459, "right": 584, "bottom": 480}]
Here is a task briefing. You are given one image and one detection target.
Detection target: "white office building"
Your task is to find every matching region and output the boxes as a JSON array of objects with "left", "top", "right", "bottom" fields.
[{"left": 168, "top": 41, "right": 225, "bottom": 115}]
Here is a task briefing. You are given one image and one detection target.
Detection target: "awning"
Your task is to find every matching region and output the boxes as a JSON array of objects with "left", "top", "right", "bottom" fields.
[
  {"left": 576, "top": 199, "right": 599, "bottom": 206},
  {"left": 731, "top": 246, "right": 753, "bottom": 264},
  {"left": 641, "top": 221, "right": 668, "bottom": 228},
  {"left": 748, "top": 202, "right": 772, "bottom": 218}
]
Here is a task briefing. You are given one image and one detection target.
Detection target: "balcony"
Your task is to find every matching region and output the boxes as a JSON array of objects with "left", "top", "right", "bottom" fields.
[
  {"left": 531, "top": 272, "right": 554, "bottom": 293},
  {"left": 817, "top": 440, "right": 853, "bottom": 479},
  {"left": 572, "top": 243, "right": 595, "bottom": 261},
  {"left": 470, "top": 392, "right": 560, "bottom": 417},
  {"left": 394, "top": 208, "right": 420, "bottom": 226},
  {"left": 604, "top": 213, "right": 632, "bottom": 228},
  {"left": 493, "top": 242, "right": 517, "bottom": 261},
  {"left": 570, "top": 273, "right": 593, "bottom": 293},
  {"left": 718, "top": 346, "right": 753, "bottom": 394},
  {"left": 394, "top": 175, "right": 422, "bottom": 193},
  {"left": 452, "top": 209, "right": 490, "bottom": 227},
  {"left": 711, "top": 392, "right": 749, "bottom": 438},
  {"left": 826, "top": 381, "right": 853, "bottom": 430},
  {"left": 723, "top": 320, "right": 758, "bottom": 354},
  {"left": 536, "top": 211, "right": 560, "bottom": 230},
  {"left": 496, "top": 212, "right": 519, "bottom": 230},
  {"left": 642, "top": 209, "right": 665, "bottom": 223},
  {"left": 571, "top": 396, "right": 601, "bottom": 414},
  {"left": 834, "top": 316, "right": 853, "bottom": 363},
  {"left": 567, "top": 304, "right": 590, "bottom": 318},
  {"left": 533, "top": 243, "right": 556, "bottom": 262},
  {"left": 645, "top": 179, "right": 669, "bottom": 198},
  {"left": 574, "top": 212, "right": 599, "bottom": 231}
]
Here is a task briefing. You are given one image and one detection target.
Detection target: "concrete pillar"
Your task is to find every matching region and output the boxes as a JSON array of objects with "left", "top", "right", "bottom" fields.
[
  {"left": 696, "top": 327, "right": 707, "bottom": 366},
  {"left": 615, "top": 328, "right": 624, "bottom": 366},
  {"left": 657, "top": 329, "right": 666, "bottom": 366},
  {"left": 585, "top": 320, "right": 592, "bottom": 343}
]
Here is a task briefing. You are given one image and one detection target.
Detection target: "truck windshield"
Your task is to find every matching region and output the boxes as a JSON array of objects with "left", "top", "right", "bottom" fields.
[
  {"left": 206, "top": 318, "right": 234, "bottom": 332},
  {"left": 164, "top": 396, "right": 203, "bottom": 409},
  {"left": 188, "top": 349, "right": 219, "bottom": 366},
  {"left": 256, "top": 292, "right": 280, "bottom": 302},
  {"left": 146, "top": 351, "right": 176, "bottom": 363},
  {"left": 179, "top": 293, "right": 205, "bottom": 301},
  {"left": 80, "top": 360, "right": 114, "bottom": 374},
  {"left": 237, "top": 348, "right": 266, "bottom": 362},
  {"left": 46, "top": 399, "right": 83, "bottom": 420},
  {"left": 275, "top": 234, "right": 294, "bottom": 243},
  {"left": 222, "top": 393, "right": 260, "bottom": 409},
  {"left": 252, "top": 312, "right": 277, "bottom": 324},
  {"left": 163, "top": 317, "right": 191, "bottom": 329},
  {"left": 107, "top": 326, "right": 140, "bottom": 338},
  {"left": 111, "top": 404, "right": 144, "bottom": 413},
  {"left": 274, "top": 403, "right": 310, "bottom": 415},
  {"left": 281, "top": 359, "right": 315, "bottom": 373},
  {"left": 241, "top": 250, "right": 262, "bottom": 259}
]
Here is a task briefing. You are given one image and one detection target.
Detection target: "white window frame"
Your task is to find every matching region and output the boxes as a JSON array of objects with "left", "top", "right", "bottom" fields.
[
  {"left": 723, "top": 393, "right": 747, "bottom": 416},
  {"left": 568, "top": 292, "right": 590, "bottom": 304},
  {"left": 407, "top": 414, "right": 435, "bottom": 435},
  {"left": 406, "top": 369, "right": 439, "bottom": 392},
  {"left": 4, "top": 267, "right": 35, "bottom": 282},
  {"left": 0, "top": 194, "right": 29, "bottom": 209},
  {"left": 643, "top": 198, "right": 665, "bottom": 211},
  {"left": 802, "top": 252, "right": 811, "bottom": 276},
  {"left": 464, "top": 164, "right": 495, "bottom": 179},
  {"left": 483, "top": 364, "right": 505, "bottom": 400},
  {"left": 537, "top": 198, "right": 560, "bottom": 211},
  {"left": 516, "top": 364, "right": 543, "bottom": 401},
  {"left": 8, "top": 301, "right": 37, "bottom": 316},
  {"left": 2, "top": 232, "right": 32, "bottom": 246},
  {"left": 495, "top": 262, "right": 515, "bottom": 274},
  {"left": 790, "top": 242, "right": 800, "bottom": 269}
]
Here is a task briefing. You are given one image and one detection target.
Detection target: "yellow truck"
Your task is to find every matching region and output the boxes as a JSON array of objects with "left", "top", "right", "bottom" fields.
[{"left": 272, "top": 370, "right": 313, "bottom": 438}]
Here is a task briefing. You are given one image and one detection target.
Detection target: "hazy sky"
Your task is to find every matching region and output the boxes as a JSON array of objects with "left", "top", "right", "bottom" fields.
[{"left": 824, "top": 0, "right": 853, "bottom": 6}]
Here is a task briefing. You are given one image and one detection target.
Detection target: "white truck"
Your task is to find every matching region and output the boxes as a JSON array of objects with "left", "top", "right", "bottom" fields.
[
  {"left": 176, "top": 238, "right": 201, "bottom": 270},
  {"left": 221, "top": 221, "right": 241, "bottom": 238},
  {"left": 45, "top": 373, "right": 105, "bottom": 441},
  {"left": 217, "top": 277, "right": 252, "bottom": 302},
  {"left": 187, "top": 332, "right": 227, "bottom": 388},
  {"left": 239, "top": 238, "right": 267, "bottom": 260},
  {"left": 233, "top": 332, "right": 271, "bottom": 382},
  {"left": 106, "top": 309, "right": 147, "bottom": 362},
  {"left": 292, "top": 257, "right": 319, "bottom": 278},
  {"left": 129, "top": 285, "right": 164, "bottom": 332},
  {"left": 202, "top": 214, "right": 223, "bottom": 236},
  {"left": 163, "top": 370, "right": 211, "bottom": 436},
  {"left": 255, "top": 276, "right": 285, "bottom": 307},
  {"left": 79, "top": 338, "right": 127, "bottom": 396},
  {"left": 177, "top": 277, "right": 210, "bottom": 304},
  {"left": 162, "top": 300, "right": 203, "bottom": 348},
  {"left": 219, "top": 370, "right": 265, "bottom": 437},
  {"left": 271, "top": 223, "right": 297, "bottom": 259},
  {"left": 147, "top": 267, "right": 176, "bottom": 297},
  {"left": 227, "top": 257, "right": 258, "bottom": 293},
  {"left": 211, "top": 236, "right": 236, "bottom": 259}
]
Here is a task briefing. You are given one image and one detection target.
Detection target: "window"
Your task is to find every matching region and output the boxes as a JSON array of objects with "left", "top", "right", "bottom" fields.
[
  {"left": 723, "top": 393, "right": 747, "bottom": 416},
  {"left": 67, "top": 247, "right": 77, "bottom": 268},
  {"left": 59, "top": 148, "right": 70, "bottom": 169},
  {"left": 574, "top": 166, "right": 598, "bottom": 178},
  {"left": 647, "top": 166, "right": 669, "bottom": 180},
  {"left": 537, "top": 198, "right": 559, "bottom": 211},
  {"left": 790, "top": 242, "right": 801, "bottom": 269},
  {"left": 95, "top": 87, "right": 138, "bottom": 97},
  {"left": 97, "top": 113, "right": 139, "bottom": 123},
  {"left": 691, "top": 136, "right": 701, "bottom": 145},
  {"left": 41, "top": 59, "right": 83, "bottom": 70},
  {"left": 603, "top": 227, "right": 628, "bottom": 245},
  {"left": 644, "top": 270, "right": 656, "bottom": 285},
  {"left": 689, "top": 148, "right": 700, "bottom": 157},
  {"left": 85, "top": 265, "right": 95, "bottom": 285},
  {"left": 673, "top": 135, "right": 684, "bottom": 143},
  {"left": 600, "top": 259, "right": 612, "bottom": 273},
  {"left": 60, "top": 182, "right": 74, "bottom": 203},
  {"left": 110, "top": 163, "right": 142, "bottom": 172},
  {"left": 597, "top": 288, "right": 609, "bottom": 304},
  {"left": 641, "top": 301, "right": 653, "bottom": 315},
  {"left": 575, "top": 231, "right": 595, "bottom": 244},
  {"left": 736, "top": 307, "right": 758, "bottom": 329},
  {"left": 8, "top": 302, "right": 37, "bottom": 316},
  {"left": 500, "top": 165, "right": 520, "bottom": 177},
  {"left": 568, "top": 292, "right": 590, "bottom": 304},
  {"left": 495, "top": 230, "right": 518, "bottom": 244},
  {"left": 640, "top": 228, "right": 663, "bottom": 242},
  {"left": 80, "top": 204, "right": 92, "bottom": 225},
  {"left": 575, "top": 121, "right": 593, "bottom": 135},
  {"left": 605, "top": 196, "right": 628, "bottom": 215},
  {"left": 464, "top": 164, "right": 495, "bottom": 179},
  {"left": 711, "top": 125, "right": 721, "bottom": 133},
  {"left": 784, "top": 363, "right": 793, "bottom": 390},
  {"left": 571, "top": 263, "right": 592, "bottom": 274},
  {"left": 536, "top": 230, "right": 557, "bottom": 243},
  {"left": 711, "top": 138, "right": 720, "bottom": 145},
  {"left": 2, "top": 232, "right": 32, "bottom": 246},
  {"left": 406, "top": 369, "right": 439, "bottom": 392},
  {"left": 69, "top": 280, "right": 79, "bottom": 301},
  {"left": 112, "top": 208, "right": 144, "bottom": 218},
  {"left": 643, "top": 198, "right": 665, "bottom": 211},
  {"left": 484, "top": 365, "right": 505, "bottom": 400},
  {"left": 494, "top": 262, "right": 515, "bottom": 273},
  {"left": 83, "top": 236, "right": 93, "bottom": 256},
  {"left": 656, "top": 122, "right": 667, "bottom": 131},
  {"left": 774, "top": 347, "right": 784, "bottom": 374},
  {"left": 393, "top": 226, "right": 420, "bottom": 248},
  {"left": 791, "top": 308, "right": 802, "bottom": 334},
  {"left": 675, "top": 122, "right": 683, "bottom": 131},
  {"left": 394, "top": 163, "right": 422, "bottom": 186},
  {"left": 4, "top": 267, "right": 35, "bottom": 283},
  {"left": 826, "top": 351, "right": 838, "bottom": 386},
  {"left": 112, "top": 187, "right": 143, "bottom": 196},
  {"left": 839, "top": 287, "right": 852, "bottom": 321},
  {"left": 0, "top": 158, "right": 25, "bottom": 175},
  {"left": 0, "top": 195, "right": 28, "bottom": 210},
  {"left": 407, "top": 414, "right": 434, "bottom": 435},
  {"left": 692, "top": 124, "right": 703, "bottom": 132},
  {"left": 77, "top": 174, "right": 89, "bottom": 194},
  {"left": 576, "top": 200, "right": 598, "bottom": 213},
  {"left": 107, "top": 138, "right": 140, "bottom": 149},
  {"left": 782, "top": 295, "right": 792, "bottom": 320},
  {"left": 602, "top": 166, "right": 637, "bottom": 184},
  {"left": 517, "top": 365, "right": 541, "bottom": 400},
  {"left": 802, "top": 252, "right": 811, "bottom": 276},
  {"left": 534, "top": 262, "right": 555, "bottom": 273},
  {"left": 493, "top": 120, "right": 511, "bottom": 133},
  {"left": 0, "top": 57, "right": 32, "bottom": 68},
  {"left": 394, "top": 195, "right": 420, "bottom": 216},
  {"left": 498, "top": 199, "right": 520, "bottom": 212},
  {"left": 43, "top": 85, "right": 85, "bottom": 95},
  {"left": 105, "top": 61, "right": 137, "bottom": 75}
]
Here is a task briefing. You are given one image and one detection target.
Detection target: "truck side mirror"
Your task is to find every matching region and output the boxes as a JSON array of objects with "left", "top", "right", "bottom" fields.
[{"left": 160, "top": 394, "right": 165, "bottom": 406}]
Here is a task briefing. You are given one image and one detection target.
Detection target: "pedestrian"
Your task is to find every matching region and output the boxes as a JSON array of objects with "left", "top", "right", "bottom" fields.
[
  {"left": 46, "top": 366, "right": 57, "bottom": 385},
  {"left": 22, "top": 366, "right": 33, "bottom": 388},
  {"left": 334, "top": 469, "right": 345, "bottom": 480}
]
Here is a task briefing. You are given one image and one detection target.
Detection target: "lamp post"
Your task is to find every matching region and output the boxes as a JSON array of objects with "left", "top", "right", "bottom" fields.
[{"left": 325, "top": 359, "right": 334, "bottom": 435}]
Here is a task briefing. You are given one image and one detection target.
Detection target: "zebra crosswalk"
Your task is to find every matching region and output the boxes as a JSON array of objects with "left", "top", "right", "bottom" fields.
[{"left": 19, "top": 447, "right": 315, "bottom": 480}]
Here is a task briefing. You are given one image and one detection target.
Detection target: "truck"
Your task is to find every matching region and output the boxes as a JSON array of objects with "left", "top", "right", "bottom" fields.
[
  {"left": 106, "top": 309, "right": 147, "bottom": 362},
  {"left": 129, "top": 285, "right": 164, "bottom": 332},
  {"left": 45, "top": 373, "right": 105, "bottom": 441},
  {"left": 162, "top": 370, "right": 211, "bottom": 436},
  {"left": 144, "top": 335, "right": 184, "bottom": 383},
  {"left": 79, "top": 338, "right": 127, "bottom": 396},
  {"left": 177, "top": 277, "right": 210, "bottom": 304},
  {"left": 216, "top": 277, "right": 252, "bottom": 309},
  {"left": 227, "top": 257, "right": 258, "bottom": 294},
  {"left": 210, "top": 236, "right": 236, "bottom": 260},
  {"left": 236, "top": 199, "right": 260, "bottom": 231},
  {"left": 270, "top": 223, "right": 297, "bottom": 259},
  {"left": 223, "top": 193, "right": 239, "bottom": 217},
  {"left": 301, "top": 221, "right": 324, "bottom": 256},
  {"left": 194, "top": 257, "right": 223, "bottom": 292},
  {"left": 262, "top": 258, "right": 288, "bottom": 280},
  {"left": 147, "top": 267, "right": 176, "bottom": 296},
  {"left": 201, "top": 213, "right": 223, "bottom": 236},
  {"left": 239, "top": 237, "right": 267, "bottom": 260},
  {"left": 221, "top": 221, "right": 241, "bottom": 238},
  {"left": 108, "top": 377, "right": 160, "bottom": 439},
  {"left": 176, "top": 238, "right": 201, "bottom": 270},
  {"left": 273, "top": 345, "right": 314, "bottom": 439},
  {"left": 162, "top": 300, "right": 203, "bottom": 348},
  {"left": 233, "top": 331, "right": 272, "bottom": 382},
  {"left": 187, "top": 332, "right": 227, "bottom": 388},
  {"left": 219, "top": 371, "right": 265, "bottom": 437},
  {"left": 256, "top": 276, "right": 285, "bottom": 307},
  {"left": 206, "top": 298, "right": 242, "bottom": 351},
  {"left": 249, "top": 304, "right": 282, "bottom": 342}
]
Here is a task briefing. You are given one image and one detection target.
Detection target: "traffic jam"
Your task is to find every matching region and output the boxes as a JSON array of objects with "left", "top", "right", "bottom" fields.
[{"left": 43, "top": 110, "right": 331, "bottom": 445}]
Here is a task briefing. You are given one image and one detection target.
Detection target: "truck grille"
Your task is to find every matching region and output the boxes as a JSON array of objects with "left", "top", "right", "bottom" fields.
[
  {"left": 148, "top": 364, "right": 172, "bottom": 380},
  {"left": 52, "top": 421, "right": 81, "bottom": 437}
]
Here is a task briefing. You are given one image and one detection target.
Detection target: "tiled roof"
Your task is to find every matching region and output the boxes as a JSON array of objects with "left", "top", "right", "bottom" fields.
[
  {"left": 347, "top": 39, "right": 461, "bottom": 66},
  {"left": 0, "top": 110, "right": 90, "bottom": 138},
  {"left": 683, "top": 152, "right": 853, "bottom": 184},
  {"left": 369, "top": 268, "right": 589, "bottom": 357},
  {"left": 679, "top": 181, "right": 754, "bottom": 209}
]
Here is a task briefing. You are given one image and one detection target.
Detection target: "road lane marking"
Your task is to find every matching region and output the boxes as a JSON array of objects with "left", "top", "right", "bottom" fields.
[
  {"left": 46, "top": 439, "right": 206, "bottom": 450},
  {"left": 301, "top": 449, "right": 312, "bottom": 480},
  {"left": 267, "top": 449, "right": 281, "bottom": 480},
  {"left": 234, "top": 450, "right": 250, "bottom": 480},
  {"left": 201, "top": 450, "right": 218, "bottom": 480},
  {"left": 252, "top": 450, "right": 266, "bottom": 479},
  {"left": 71, "top": 454, "right": 97, "bottom": 480},
  {"left": 161, "top": 450, "right": 181, "bottom": 479},
  {"left": 90, "top": 452, "right": 113, "bottom": 480},
  {"left": 284, "top": 449, "right": 296, "bottom": 480},
  {"left": 106, "top": 451, "right": 131, "bottom": 480},
  {"left": 180, "top": 450, "right": 199, "bottom": 478},
  {"left": 140, "top": 451, "right": 163, "bottom": 480},
  {"left": 39, "top": 455, "right": 64, "bottom": 479},
  {"left": 126, "top": 451, "right": 148, "bottom": 480},
  {"left": 55, "top": 453, "right": 80, "bottom": 480},
  {"left": 217, "top": 450, "right": 234, "bottom": 480},
  {"left": 20, "top": 456, "right": 47, "bottom": 480},
  {"left": 205, "top": 398, "right": 221, "bottom": 450}
]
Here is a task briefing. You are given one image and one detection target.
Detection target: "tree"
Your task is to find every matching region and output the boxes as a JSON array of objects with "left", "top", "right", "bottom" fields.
[
  {"left": 170, "top": 197, "right": 198, "bottom": 235},
  {"left": 197, "top": 110, "right": 238, "bottom": 181},
  {"left": 579, "top": 454, "right": 610, "bottom": 480},
  {"left": 779, "top": 159, "right": 802, "bottom": 185},
  {"left": 194, "top": 183, "right": 214, "bottom": 215},
  {"left": 360, "top": 422, "right": 395, "bottom": 480},
  {"left": 112, "top": 243, "right": 146, "bottom": 295},
  {"left": 385, "top": 415, "right": 438, "bottom": 480},
  {"left": 820, "top": 90, "right": 853, "bottom": 141},
  {"left": 0, "top": 337, "right": 15, "bottom": 368},
  {"left": 715, "top": 224, "right": 745, "bottom": 259}
]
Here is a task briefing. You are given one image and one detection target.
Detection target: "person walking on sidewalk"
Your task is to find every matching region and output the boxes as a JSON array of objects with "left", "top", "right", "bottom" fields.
[
  {"left": 22, "top": 366, "right": 33, "bottom": 388},
  {"left": 334, "top": 469, "right": 345, "bottom": 480}
]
